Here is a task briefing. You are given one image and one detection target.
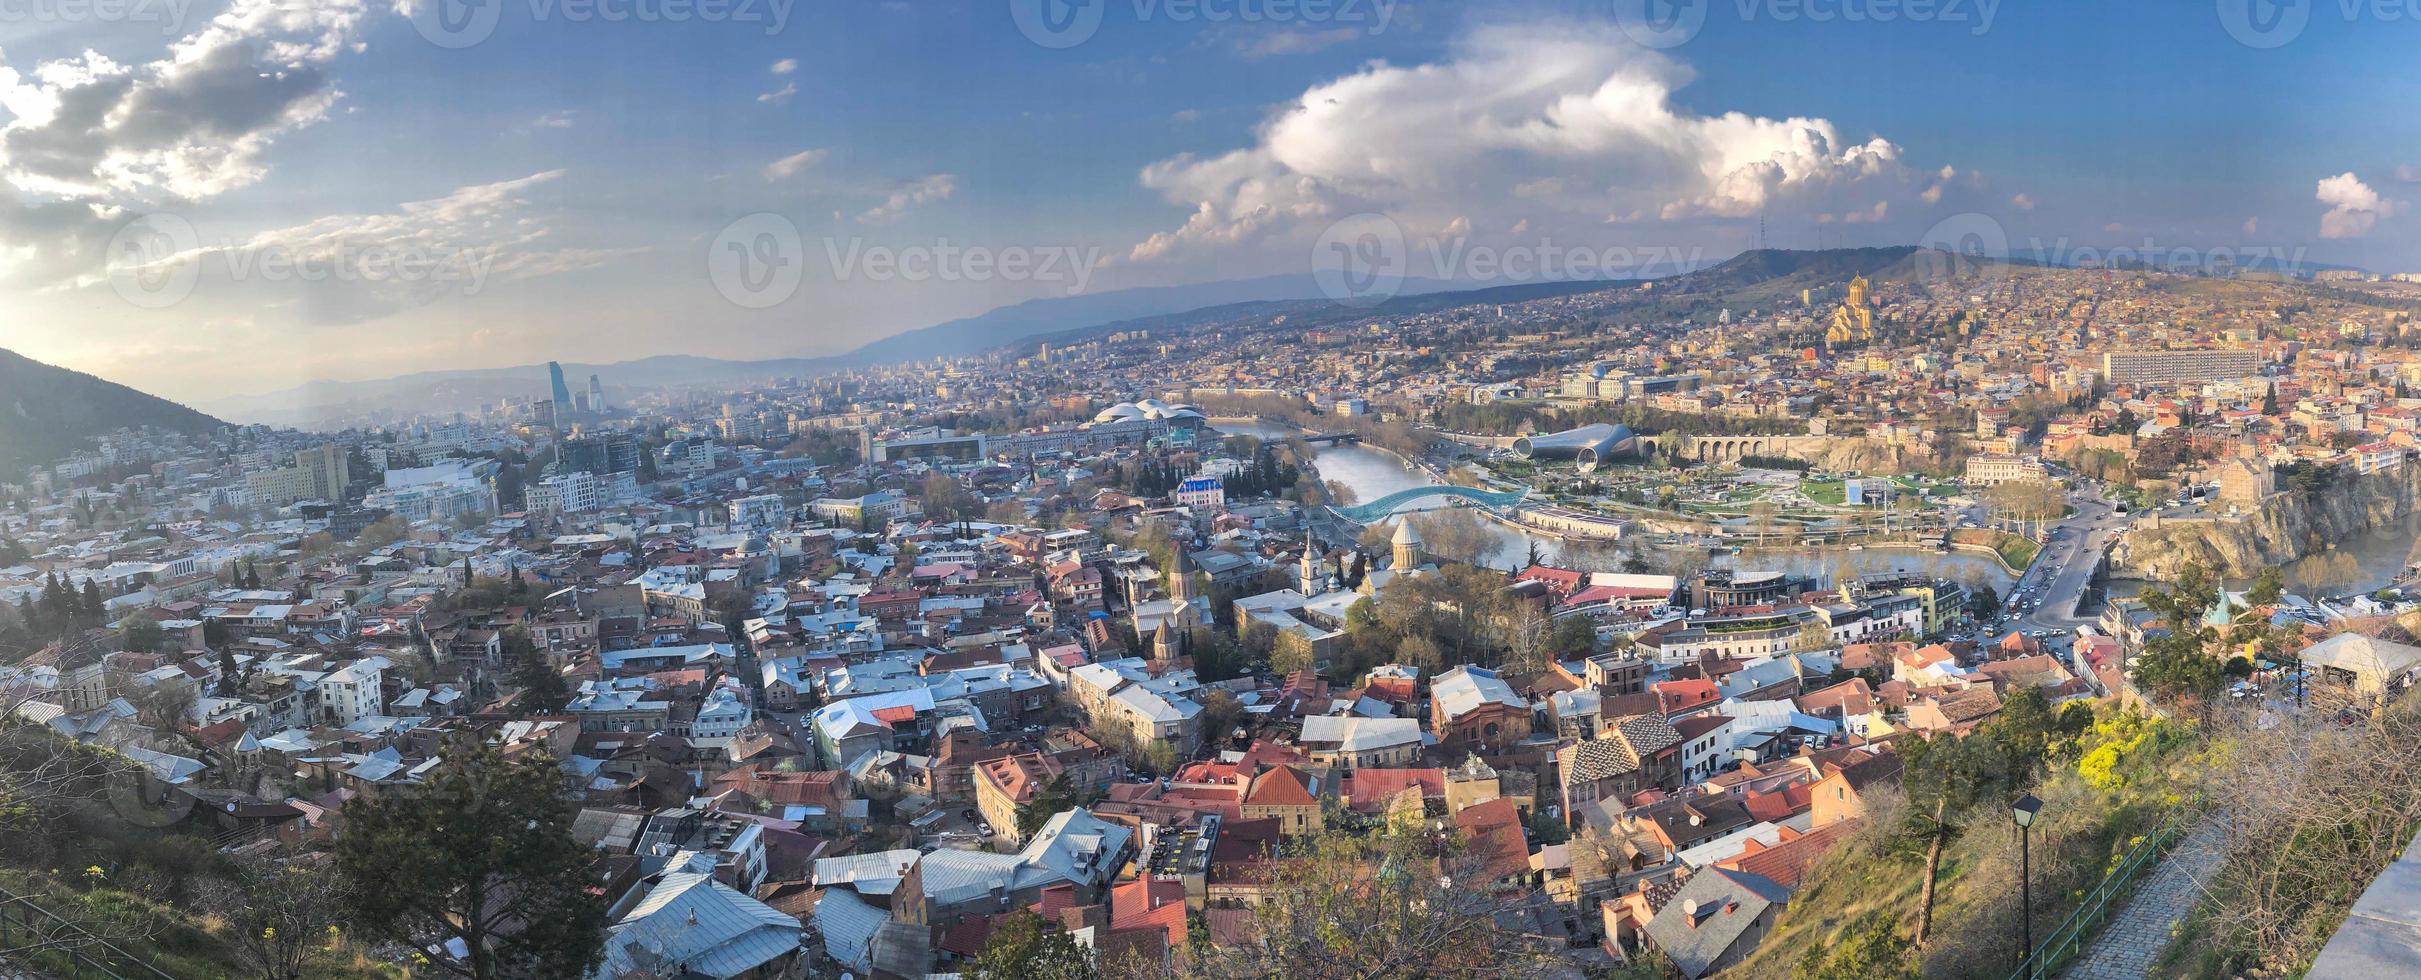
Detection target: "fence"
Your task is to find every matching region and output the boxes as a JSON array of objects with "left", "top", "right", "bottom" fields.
[
  {"left": 2004, "top": 806, "right": 2200, "bottom": 980},
  {"left": 0, "top": 883, "right": 181, "bottom": 980}
]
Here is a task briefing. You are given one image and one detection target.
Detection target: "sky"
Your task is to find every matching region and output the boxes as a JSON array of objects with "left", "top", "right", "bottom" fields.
[{"left": 0, "top": 0, "right": 2415, "bottom": 406}]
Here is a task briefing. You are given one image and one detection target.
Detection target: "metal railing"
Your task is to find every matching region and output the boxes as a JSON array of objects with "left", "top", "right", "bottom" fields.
[
  {"left": 2006, "top": 807, "right": 2202, "bottom": 980},
  {"left": 0, "top": 883, "right": 181, "bottom": 980}
]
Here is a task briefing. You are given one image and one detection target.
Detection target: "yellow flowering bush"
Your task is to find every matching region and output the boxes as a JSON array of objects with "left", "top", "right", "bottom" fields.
[{"left": 2080, "top": 743, "right": 2126, "bottom": 789}]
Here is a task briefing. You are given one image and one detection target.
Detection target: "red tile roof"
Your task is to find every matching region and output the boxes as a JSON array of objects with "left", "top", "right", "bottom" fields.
[
  {"left": 1242, "top": 765, "right": 1317, "bottom": 808},
  {"left": 1454, "top": 797, "right": 1533, "bottom": 882},
  {"left": 1716, "top": 819, "right": 1862, "bottom": 888},
  {"left": 1110, "top": 878, "right": 1187, "bottom": 950}
]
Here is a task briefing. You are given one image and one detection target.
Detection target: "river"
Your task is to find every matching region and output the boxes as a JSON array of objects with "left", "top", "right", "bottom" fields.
[
  {"left": 1214, "top": 418, "right": 2017, "bottom": 589},
  {"left": 2306, "top": 511, "right": 2421, "bottom": 594},
  {"left": 2106, "top": 510, "right": 2421, "bottom": 600}
]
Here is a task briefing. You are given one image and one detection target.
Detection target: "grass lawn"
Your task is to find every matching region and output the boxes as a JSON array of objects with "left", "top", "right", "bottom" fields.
[{"left": 1950, "top": 528, "right": 2040, "bottom": 570}]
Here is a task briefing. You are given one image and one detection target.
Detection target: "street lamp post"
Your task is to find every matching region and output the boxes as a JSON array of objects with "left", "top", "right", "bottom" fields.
[{"left": 2013, "top": 793, "right": 2044, "bottom": 976}]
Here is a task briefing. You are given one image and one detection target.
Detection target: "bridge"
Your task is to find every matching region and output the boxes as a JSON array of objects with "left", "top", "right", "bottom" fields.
[
  {"left": 1330, "top": 485, "right": 1529, "bottom": 524},
  {"left": 1301, "top": 432, "right": 1362, "bottom": 445},
  {"left": 1661, "top": 434, "right": 1849, "bottom": 464}
]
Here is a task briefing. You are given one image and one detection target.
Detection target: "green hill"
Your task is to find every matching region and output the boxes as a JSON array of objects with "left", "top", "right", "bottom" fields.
[{"left": 0, "top": 348, "right": 224, "bottom": 475}]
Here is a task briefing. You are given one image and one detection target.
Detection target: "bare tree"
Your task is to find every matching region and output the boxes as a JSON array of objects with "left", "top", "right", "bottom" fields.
[
  {"left": 200, "top": 852, "right": 349, "bottom": 980},
  {"left": 2196, "top": 694, "right": 2421, "bottom": 974},
  {"left": 0, "top": 685, "right": 174, "bottom": 963},
  {"left": 1180, "top": 826, "right": 1556, "bottom": 979}
]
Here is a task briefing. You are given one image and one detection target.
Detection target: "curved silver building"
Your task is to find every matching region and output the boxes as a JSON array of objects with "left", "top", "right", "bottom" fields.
[{"left": 1513, "top": 423, "right": 1639, "bottom": 473}]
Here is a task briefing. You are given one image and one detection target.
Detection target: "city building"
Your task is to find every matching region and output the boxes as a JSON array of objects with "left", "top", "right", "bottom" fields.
[{"left": 2101, "top": 349, "right": 2262, "bottom": 384}]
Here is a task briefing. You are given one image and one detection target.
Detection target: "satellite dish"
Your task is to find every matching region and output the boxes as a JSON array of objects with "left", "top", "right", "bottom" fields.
[{"left": 1681, "top": 899, "right": 1700, "bottom": 918}]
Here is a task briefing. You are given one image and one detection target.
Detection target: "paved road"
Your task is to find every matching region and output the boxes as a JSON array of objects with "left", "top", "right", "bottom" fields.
[
  {"left": 2060, "top": 815, "right": 2227, "bottom": 980},
  {"left": 1999, "top": 485, "right": 2132, "bottom": 638}
]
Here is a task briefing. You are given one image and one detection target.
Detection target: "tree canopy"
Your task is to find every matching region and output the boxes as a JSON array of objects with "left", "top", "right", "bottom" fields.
[{"left": 334, "top": 743, "right": 606, "bottom": 978}]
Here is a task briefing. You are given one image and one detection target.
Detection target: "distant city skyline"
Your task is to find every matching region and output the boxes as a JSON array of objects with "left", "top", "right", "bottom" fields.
[{"left": 3, "top": 1, "right": 2418, "bottom": 404}]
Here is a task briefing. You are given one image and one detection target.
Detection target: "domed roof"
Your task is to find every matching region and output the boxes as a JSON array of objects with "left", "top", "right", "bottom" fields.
[
  {"left": 1392, "top": 520, "right": 1422, "bottom": 545},
  {"left": 1093, "top": 403, "right": 1149, "bottom": 423}
]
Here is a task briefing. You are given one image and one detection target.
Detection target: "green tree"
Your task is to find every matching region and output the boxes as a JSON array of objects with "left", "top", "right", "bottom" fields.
[
  {"left": 334, "top": 743, "right": 606, "bottom": 979},
  {"left": 2133, "top": 631, "right": 2225, "bottom": 706},
  {"left": 1547, "top": 615, "right": 1599, "bottom": 659},
  {"left": 1901, "top": 732, "right": 1988, "bottom": 947},
  {"left": 968, "top": 909, "right": 1095, "bottom": 980},
  {"left": 78, "top": 579, "right": 104, "bottom": 622},
  {"left": 1016, "top": 774, "right": 1087, "bottom": 838},
  {"left": 1268, "top": 638, "right": 1314, "bottom": 679},
  {"left": 1143, "top": 740, "right": 1182, "bottom": 778},
  {"left": 505, "top": 629, "right": 571, "bottom": 715},
  {"left": 2131, "top": 561, "right": 2231, "bottom": 710},
  {"left": 117, "top": 613, "right": 163, "bottom": 654},
  {"left": 1197, "top": 688, "right": 1245, "bottom": 747}
]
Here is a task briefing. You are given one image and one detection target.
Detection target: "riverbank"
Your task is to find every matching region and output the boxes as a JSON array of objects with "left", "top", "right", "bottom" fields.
[
  {"left": 1213, "top": 418, "right": 2017, "bottom": 586},
  {"left": 2115, "top": 465, "right": 2421, "bottom": 586}
]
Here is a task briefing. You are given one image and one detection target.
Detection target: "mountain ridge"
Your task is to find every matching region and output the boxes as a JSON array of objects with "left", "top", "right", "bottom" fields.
[
  {"left": 197, "top": 273, "right": 1473, "bottom": 425},
  {"left": 0, "top": 348, "right": 226, "bottom": 474},
  {"left": 195, "top": 244, "right": 2054, "bottom": 426}
]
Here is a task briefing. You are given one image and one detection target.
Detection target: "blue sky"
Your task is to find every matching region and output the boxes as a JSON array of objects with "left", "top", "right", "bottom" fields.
[{"left": 0, "top": 0, "right": 2413, "bottom": 407}]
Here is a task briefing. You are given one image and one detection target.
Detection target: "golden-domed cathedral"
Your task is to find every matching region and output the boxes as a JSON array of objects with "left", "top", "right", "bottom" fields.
[{"left": 1826, "top": 275, "right": 1877, "bottom": 346}]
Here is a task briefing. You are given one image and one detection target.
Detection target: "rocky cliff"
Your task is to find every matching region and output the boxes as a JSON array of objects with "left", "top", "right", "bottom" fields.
[
  {"left": 2116, "top": 465, "right": 2421, "bottom": 581},
  {"left": 1806, "top": 438, "right": 1933, "bottom": 476}
]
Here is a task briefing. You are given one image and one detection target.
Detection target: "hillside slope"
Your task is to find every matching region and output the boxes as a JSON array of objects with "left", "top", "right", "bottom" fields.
[{"left": 0, "top": 348, "right": 225, "bottom": 474}]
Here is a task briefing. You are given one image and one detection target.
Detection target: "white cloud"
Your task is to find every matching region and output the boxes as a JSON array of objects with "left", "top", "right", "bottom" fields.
[
  {"left": 532, "top": 111, "right": 576, "bottom": 129},
  {"left": 1919, "top": 165, "right": 1955, "bottom": 204},
  {"left": 1126, "top": 23, "right": 1927, "bottom": 264},
  {"left": 2011, "top": 193, "right": 2034, "bottom": 210},
  {"left": 0, "top": 0, "right": 373, "bottom": 287},
  {"left": 858, "top": 173, "right": 957, "bottom": 224},
  {"left": 771, "top": 58, "right": 799, "bottom": 75},
  {"left": 2317, "top": 172, "right": 2400, "bottom": 239},
  {"left": 0, "top": 1, "right": 368, "bottom": 203},
  {"left": 2396, "top": 164, "right": 2421, "bottom": 183},
  {"left": 757, "top": 82, "right": 798, "bottom": 106},
  {"left": 137, "top": 171, "right": 639, "bottom": 323},
  {"left": 764, "top": 148, "right": 828, "bottom": 181}
]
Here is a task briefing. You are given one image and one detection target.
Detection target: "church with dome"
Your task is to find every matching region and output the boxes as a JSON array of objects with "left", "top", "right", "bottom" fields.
[{"left": 1825, "top": 275, "right": 1878, "bottom": 346}]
